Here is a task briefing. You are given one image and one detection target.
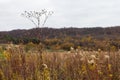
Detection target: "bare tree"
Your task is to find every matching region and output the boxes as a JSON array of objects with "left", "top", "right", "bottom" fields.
[
  {"left": 21, "top": 9, "right": 53, "bottom": 28},
  {"left": 21, "top": 10, "right": 53, "bottom": 64},
  {"left": 21, "top": 9, "right": 53, "bottom": 40}
]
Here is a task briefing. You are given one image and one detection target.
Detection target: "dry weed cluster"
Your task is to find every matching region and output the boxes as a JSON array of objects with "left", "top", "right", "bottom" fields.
[{"left": 0, "top": 44, "right": 120, "bottom": 80}]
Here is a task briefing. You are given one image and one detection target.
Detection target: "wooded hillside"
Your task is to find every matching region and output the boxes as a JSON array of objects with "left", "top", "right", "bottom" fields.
[{"left": 0, "top": 26, "right": 120, "bottom": 51}]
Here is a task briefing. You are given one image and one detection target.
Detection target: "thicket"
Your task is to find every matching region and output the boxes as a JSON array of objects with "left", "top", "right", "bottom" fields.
[{"left": 3, "top": 35, "right": 120, "bottom": 51}]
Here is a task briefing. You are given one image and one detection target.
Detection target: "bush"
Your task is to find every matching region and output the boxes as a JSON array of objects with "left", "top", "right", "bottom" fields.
[{"left": 61, "top": 42, "right": 74, "bottom": 51}]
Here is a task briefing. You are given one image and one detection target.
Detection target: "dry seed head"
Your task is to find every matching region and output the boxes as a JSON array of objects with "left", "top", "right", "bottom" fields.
[
  {"left": 98, "top": 49, "right": 101, "bottom": 52},
  {"left": 14, "top": 45, "right": 20, "bottom": 48},
  {"left": 104, "top": 55, "right": 110, "bottom": 59},
  {"left": 42, "top": 63, "right": 48, "bottom": 69},
  {"left": 67, "top": 51, "right": 71, "bottom": 54},
  {"left": 88, "top": 59, "right": 95, "bottom": 65},
  {"left": 70, "top": 47, "right": 74, "bottom": 50},
  {"left": 76, "top": 49, "right": 79, "bottom": 52},
  {"left": 80, "top": 57, "right": 85, "bottom": 61},
  {"left": 90, "top": 55, "right": 96, "bottom": 59}
]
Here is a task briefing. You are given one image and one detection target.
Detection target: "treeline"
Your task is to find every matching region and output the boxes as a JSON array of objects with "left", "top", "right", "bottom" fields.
[{"left": 0, "top": 26, "right": 120, "bottom": 51}]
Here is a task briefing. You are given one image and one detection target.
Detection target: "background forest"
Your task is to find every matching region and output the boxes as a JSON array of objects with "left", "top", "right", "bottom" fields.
[{"left": 0, "top": 26, "right": 120, "bottom": 51}]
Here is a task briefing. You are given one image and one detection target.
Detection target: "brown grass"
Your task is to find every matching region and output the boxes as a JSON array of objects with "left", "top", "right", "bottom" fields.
[{"left": 0, "top": 44, "right": 120, "bottom": 80}]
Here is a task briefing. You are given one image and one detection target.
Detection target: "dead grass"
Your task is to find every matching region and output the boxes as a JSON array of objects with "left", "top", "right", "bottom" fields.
[{"left": 0, "top": 44, "right": 119, "bottom": 80}]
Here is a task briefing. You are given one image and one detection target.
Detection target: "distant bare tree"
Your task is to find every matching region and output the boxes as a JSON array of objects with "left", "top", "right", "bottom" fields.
[
  {"left": 21, "top": 10, "right": 53, "bottom": 64},
  {"left": 21, "top": 9, "right": 53, "bottom": 40},
  {"left": 21, "top": 9, "right": 53, "bottom": 28}
]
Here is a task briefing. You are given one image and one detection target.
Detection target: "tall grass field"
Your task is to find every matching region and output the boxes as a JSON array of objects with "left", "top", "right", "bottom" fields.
[{"left": 0, "top": 43, "right": 120, "bottom": 80}]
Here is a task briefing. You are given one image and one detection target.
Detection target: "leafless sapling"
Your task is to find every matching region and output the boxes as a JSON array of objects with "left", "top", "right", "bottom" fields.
[{"left": 21, "top": 9, "right": 53, "bottom": 28}]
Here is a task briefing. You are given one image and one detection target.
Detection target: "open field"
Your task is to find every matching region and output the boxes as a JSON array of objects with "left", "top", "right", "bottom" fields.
[
  {"left": 0, "top": 43, "right": 120, "bottom": 80},
  {"left": 1, "top": 0, "right": 120, "bottom": 80}
]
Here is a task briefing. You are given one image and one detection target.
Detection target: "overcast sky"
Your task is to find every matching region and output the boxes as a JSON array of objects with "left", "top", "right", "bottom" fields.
[{"left": 0, "top": 0, "right": 120, "bottom": 31}]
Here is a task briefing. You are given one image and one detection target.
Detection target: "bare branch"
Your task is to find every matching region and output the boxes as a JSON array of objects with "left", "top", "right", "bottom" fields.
[{"left": 21, "top": 9, "right": 53, "bottom": 28}]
